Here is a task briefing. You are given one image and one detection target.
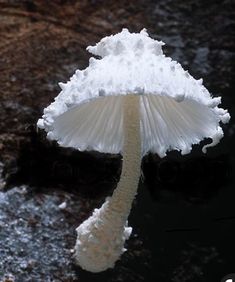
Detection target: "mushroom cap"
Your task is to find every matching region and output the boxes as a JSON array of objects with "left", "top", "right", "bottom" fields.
[{"left": 37, "top": 29, "right": 230, "bottom": 157}]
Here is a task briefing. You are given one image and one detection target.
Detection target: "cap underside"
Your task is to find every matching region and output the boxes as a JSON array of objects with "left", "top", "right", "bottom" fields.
[{"left": 50, "top": 94, "right": 220, "bottom": 157}]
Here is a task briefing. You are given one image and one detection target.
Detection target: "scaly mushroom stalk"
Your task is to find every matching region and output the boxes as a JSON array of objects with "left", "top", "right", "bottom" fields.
[{"left": 74, "top": 95, "right": 141, "bottom": 272}]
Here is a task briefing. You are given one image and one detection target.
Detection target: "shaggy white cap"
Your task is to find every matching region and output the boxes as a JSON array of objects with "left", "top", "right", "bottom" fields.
[{"left": 37, "top": 28, "right": 230, "bottom": 157}]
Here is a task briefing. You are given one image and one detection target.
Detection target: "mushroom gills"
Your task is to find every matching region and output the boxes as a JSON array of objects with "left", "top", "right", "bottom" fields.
[
  {"left": 52, "top": 95, "right": 219, "bottom": 158},
  {"left": 74, "top": 94, "right": 141, "bottom": 272}
]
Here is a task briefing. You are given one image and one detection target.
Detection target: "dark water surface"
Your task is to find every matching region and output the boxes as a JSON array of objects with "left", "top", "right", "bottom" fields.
[{"left": 0, "top": 0, "right": 234, "bottom": 281}]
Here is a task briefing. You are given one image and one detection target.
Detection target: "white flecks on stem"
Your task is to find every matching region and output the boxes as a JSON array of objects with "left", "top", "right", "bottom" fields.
[{"left": 74, "top": 95, "right": 141, "bottom": 272}]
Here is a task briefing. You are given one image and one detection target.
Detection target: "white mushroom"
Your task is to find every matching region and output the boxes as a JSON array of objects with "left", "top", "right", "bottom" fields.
[{"left": 37, "top": 28, "right": 230, "bottom": 272}]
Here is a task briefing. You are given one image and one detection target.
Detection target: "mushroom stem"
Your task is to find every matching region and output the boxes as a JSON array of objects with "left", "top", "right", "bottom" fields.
[{"left": 74, "top": 95, "right": 141, "bottom": 272}]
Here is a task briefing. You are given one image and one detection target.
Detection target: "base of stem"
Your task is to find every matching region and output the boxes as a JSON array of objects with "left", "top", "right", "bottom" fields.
[{"left": 74, "top": 197, "right": 132, "bottom": 272}]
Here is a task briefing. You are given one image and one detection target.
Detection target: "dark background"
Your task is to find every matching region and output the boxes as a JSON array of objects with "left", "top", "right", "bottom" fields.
[{"left": 0, "top": 1, "right": 234, "bottom": 281}]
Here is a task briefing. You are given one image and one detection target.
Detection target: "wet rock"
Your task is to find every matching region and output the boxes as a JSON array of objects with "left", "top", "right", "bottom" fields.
[
  {"left": 0, "top": 185, "right": 85, "bottom": 281},
  {"left": 171, "top": 244, "right": 220, "bottom": 282}
]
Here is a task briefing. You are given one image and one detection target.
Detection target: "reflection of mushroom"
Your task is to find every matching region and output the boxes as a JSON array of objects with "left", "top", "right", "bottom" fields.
[{"left": 37, "top": 29, "right": 230, "bottom": 272}]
